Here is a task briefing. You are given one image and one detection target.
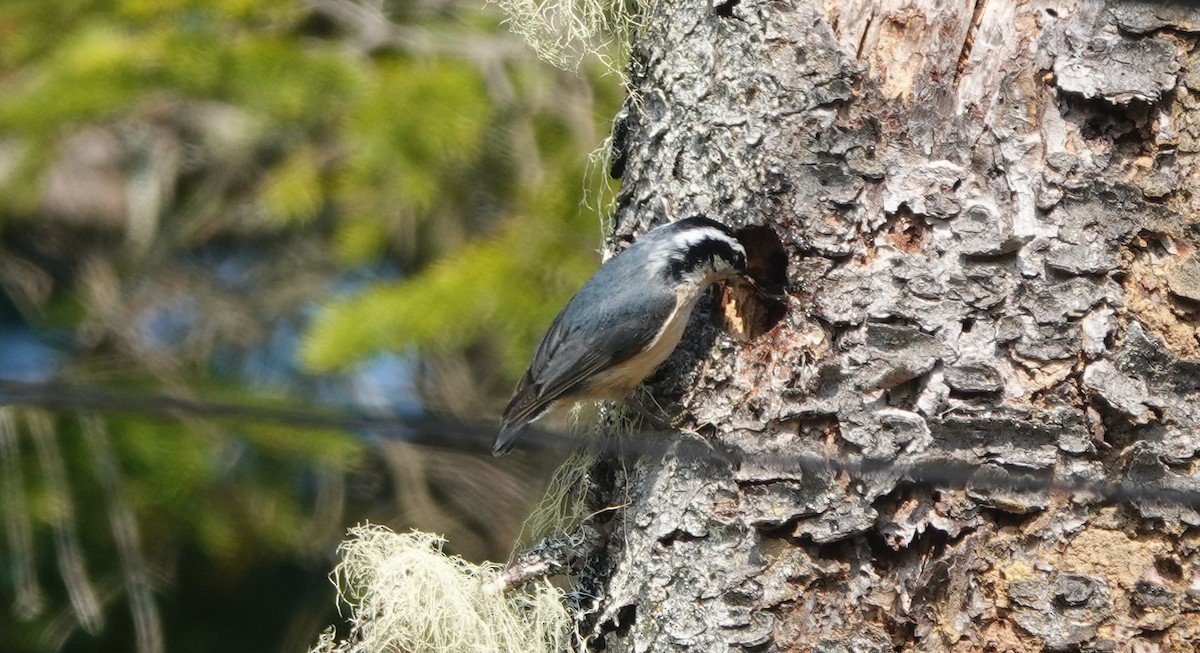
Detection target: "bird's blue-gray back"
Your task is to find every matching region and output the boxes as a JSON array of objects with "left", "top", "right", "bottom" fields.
[{"left": 527, "top": 236, "right": 678, "bottom": 399}]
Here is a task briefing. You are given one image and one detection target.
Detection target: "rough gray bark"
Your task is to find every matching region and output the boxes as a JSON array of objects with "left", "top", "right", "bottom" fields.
[{"left": 583, "top": 0, "right": 1200, "bottom": 650}]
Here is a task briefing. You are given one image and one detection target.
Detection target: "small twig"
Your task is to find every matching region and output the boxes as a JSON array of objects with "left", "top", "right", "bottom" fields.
[
  {"left": 4, "top": 380, "right": 1200, "bottom": 511},
  {"left": 487, "top": 525, "right": 605, "bottom": 594}
]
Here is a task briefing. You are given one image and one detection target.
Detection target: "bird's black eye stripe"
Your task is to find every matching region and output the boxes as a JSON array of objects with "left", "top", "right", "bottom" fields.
[{"left": 666, "top": 237, "right": 742, "bottom": 280}]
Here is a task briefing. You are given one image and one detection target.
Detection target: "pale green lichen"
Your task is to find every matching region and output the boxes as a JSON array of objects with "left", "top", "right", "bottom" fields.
[
  {"left": 490, "top": 0, "right": 644, "bottom": 74},
  {"left": 310, "top": 524, "right": 572, "bottom": 653}
]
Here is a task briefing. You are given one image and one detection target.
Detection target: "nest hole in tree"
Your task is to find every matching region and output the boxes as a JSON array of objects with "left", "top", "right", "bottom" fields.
[
  {"left": 715, "top": 224, "right": 790, "bottom": 340},
  {"left": 713, "top": 0, "right": 739, "bottom": 18}
]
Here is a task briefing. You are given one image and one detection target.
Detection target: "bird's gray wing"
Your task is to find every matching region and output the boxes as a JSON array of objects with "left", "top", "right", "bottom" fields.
[
  {"left": 501, "top": 289, "right": 675, "bottom": 429},
  {"left": 495, "top": 312, "right": 615, "bottom": 455},
  {"left": 493, "top": 251, "right": 679, "bottom": 456}
]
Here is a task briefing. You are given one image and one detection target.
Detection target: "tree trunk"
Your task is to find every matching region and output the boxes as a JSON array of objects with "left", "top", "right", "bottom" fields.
[{"left": 585, "top": 0, "right": 1200, "bottom": 650}]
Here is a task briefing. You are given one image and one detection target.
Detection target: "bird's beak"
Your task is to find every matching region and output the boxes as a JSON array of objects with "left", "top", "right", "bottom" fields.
[{"left": 742, "top": 275, "right": 788, "bottom": 301}]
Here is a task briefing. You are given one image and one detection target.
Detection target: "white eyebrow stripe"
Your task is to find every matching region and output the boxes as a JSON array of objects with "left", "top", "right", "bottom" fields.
[
  {"left": 664, "top": 227, "right": 735, "bottom": 250},
  {"left": 646, "top": 226, "right": 744, "bottom": 279}
]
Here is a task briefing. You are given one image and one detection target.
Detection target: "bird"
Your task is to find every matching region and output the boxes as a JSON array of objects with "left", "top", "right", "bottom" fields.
[{"left": 493, "top": 216, "right": 752, "bottom": 456}]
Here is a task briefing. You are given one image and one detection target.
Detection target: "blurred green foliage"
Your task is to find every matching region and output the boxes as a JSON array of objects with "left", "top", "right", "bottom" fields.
[
  {"left": 0, "top": 0, "right": 620, "bottom": 650},
  {"left": 0, "top": 0, "right": 620, "bottom": 410},
  {"left": 302, "top": 180, "right": 601, "bottom": 377}
]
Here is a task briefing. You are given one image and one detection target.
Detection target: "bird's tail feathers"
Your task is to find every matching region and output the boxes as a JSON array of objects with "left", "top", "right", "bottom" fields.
[
  {"left": 493, "top": 396, "right": 556, "bottom": 456},
  {"left": 492, "top": 420, "right": 527, "bottom": 457}
]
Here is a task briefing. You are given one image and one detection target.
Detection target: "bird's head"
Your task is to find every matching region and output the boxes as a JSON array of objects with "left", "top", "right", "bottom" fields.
[{"left": 650, "top": 216, "right": 748, "bottom": 287}]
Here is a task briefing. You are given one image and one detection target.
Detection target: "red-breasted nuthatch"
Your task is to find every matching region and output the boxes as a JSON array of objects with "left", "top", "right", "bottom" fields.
[{"left": 494, "top": 217, "right": 751, "bottom": 456}]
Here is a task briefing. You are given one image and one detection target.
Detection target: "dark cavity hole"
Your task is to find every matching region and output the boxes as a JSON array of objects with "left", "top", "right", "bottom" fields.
[
  {"left": 714, "top": 0, "right": 739, "bottom": 18},
  {"left": 714, "top": 224, "right": 790, "bottom": 340},
  {"left": 612, "top": 604, "right": 637, "bottom": 636}
]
